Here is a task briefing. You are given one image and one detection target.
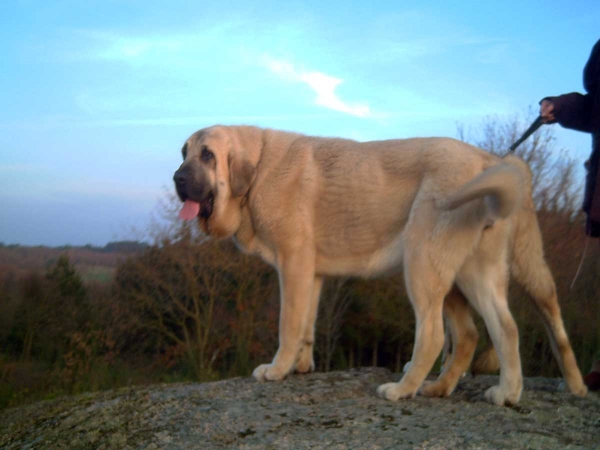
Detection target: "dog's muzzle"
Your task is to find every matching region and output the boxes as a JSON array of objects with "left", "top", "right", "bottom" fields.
[
  {"left": 173, "top": 166, "right": 215, "bottom": 220},
  {"left": 173, "top": 167, "right": 193, "bottom": 201}
]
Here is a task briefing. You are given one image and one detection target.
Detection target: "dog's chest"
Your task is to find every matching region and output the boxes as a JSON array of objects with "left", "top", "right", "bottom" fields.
[{"left": 232, "top": 229, "right": 277, "bottom": 266}]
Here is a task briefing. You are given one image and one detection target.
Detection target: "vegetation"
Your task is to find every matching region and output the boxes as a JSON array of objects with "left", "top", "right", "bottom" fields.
[{"left": 1, "top": 114, "right": 599, "bottom": 409}]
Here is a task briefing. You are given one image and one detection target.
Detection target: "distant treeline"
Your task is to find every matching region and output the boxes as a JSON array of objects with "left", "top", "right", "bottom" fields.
[{"left": 0, "top": 240, "right": 150, "bottom": 254}]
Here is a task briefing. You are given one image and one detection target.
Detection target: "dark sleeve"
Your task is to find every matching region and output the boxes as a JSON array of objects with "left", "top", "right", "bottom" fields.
[
  {"left": 583, "top": 39, "right": 600, "bottom": 93},
  {"left": 540, "top": 92, "right": 593, "bottom": 133}
]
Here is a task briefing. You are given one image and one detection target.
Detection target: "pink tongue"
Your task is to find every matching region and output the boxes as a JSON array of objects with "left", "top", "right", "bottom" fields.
[{"left": 179, "top": 200, "right": 200, "bottom": 220}]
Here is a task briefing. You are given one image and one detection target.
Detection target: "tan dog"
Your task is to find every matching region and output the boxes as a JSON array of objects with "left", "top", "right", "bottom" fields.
[{"left": 173, "top": 125, "right": 587, "bottom": 406}]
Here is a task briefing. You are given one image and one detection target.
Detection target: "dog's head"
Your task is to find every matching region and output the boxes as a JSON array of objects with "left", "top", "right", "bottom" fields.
[{"left": 173, "top": 125, "right": 261, "bottom": 237}]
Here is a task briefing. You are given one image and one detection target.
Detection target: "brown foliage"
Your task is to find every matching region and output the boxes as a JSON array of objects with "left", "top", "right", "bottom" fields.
[{"left": 113, "top": 233, "right": 279, "bottom": 380}]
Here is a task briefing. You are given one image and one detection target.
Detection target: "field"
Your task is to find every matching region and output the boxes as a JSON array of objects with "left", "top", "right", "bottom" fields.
[{"left": 0, "top": 241, "right": 147, "bottom": 283}]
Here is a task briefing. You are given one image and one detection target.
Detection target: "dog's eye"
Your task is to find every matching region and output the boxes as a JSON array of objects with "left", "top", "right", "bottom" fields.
[
  {"left": 201, "top": 146, "right": 214, "bottom": 163},
  {"left": 181, "top": 143, "right": 188, "bottom": 160}
]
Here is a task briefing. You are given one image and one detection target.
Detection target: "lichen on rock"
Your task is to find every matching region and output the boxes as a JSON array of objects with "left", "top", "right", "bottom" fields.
[{"left": 1, "top": 368, "right": 599, "bottom": 449}]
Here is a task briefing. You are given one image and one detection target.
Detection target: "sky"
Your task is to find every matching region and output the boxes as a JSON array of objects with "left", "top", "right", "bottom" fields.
[{"left": 0, "top": 0, "right": 598, "bottom": 246}]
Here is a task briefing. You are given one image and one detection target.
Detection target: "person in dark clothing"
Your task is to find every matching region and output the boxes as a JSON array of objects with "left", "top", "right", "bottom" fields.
[
  {"left": 539, "top": 38, "right": 600, "bottom": 391},
  {"left": 540, "top": 38, "right": 600, "bottom": 237}
]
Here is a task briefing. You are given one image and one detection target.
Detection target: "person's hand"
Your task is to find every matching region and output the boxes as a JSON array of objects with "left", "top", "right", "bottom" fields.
[{"left": 540, "top": 99, "right": 556, "bottom": 123}]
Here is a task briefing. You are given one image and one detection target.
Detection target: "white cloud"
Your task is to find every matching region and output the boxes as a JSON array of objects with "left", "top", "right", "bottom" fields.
[
  {"left": 62, "top": 23, "right": 244, "bottom": 66},
  {"left": 263, "top": 56, "right": 372, "bottom": 118},
  {"left": 71, "top": 29, "right": 185, "bottom": 62},
  {"left": 50, "top": 29, "right": 374, "bottom": 118}
]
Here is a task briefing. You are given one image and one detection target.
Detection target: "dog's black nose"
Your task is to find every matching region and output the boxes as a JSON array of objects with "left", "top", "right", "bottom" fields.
[{"left": 173, "top": 169, "right": 187, "bottom": 186}]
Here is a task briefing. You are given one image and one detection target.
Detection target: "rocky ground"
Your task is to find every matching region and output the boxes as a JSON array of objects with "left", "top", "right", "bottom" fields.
[{"left": 1, "top": 368, "right": 599, "bottom": 449}]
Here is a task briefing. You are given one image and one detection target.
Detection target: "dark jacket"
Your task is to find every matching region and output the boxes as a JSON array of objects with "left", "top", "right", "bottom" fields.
[{"left": 542, "top": 39, "right": 600, "bottom": 236}]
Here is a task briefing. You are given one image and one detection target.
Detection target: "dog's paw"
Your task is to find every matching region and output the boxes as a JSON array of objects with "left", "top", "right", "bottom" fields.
[
  {"left": 568, "top": 381, "right": 588, "bottom": 397},
  {"left": 420, "top": 380, "right": 452, "bottom": 398},
  {"left": 295, "top": 347, "right": 315, "bottom": 374},
  {"left": 252, "top": 364, "right": 287, "bottom": 382},
  {"left": 295, "top": 357, "right": 315, "bottom": 374},
  {"left": 376, "top": 382, "right": 416, "bottom": 401},
  {"left": 484, "top": 385, "right": 521, "bottom": 406},
  {"left": 562, "top": 375, "right": 588, "bottom": 397}
]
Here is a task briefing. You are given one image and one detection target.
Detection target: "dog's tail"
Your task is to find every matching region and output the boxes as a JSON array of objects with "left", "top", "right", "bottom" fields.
[{"left": 441, "top": 161, "right": 526, "bottom": 219}]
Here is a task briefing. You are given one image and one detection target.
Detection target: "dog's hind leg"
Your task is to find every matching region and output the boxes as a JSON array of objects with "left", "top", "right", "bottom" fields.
[
  {"left": 295, "top": 275, "right": 324, "bottom": 374},
  {"left": 420, "top": 286, "right": 479, "bottom": 398},
  {"left": 457, "top": 255, "right": 523, "bottom": 406},
  {"left": 511, "top": 211, "right": 587, "bottom": 396},
  {"left": 377, "top": 247, "right": 451, "bottom": 401}
]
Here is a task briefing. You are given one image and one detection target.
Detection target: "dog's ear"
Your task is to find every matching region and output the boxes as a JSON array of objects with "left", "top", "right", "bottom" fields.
[{"left": 229, "top": 153, "right": 256, "bottom": 197}]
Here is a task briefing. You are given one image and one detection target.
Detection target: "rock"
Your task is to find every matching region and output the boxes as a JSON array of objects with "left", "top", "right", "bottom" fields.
[{"left": 1, "top": 368, "right": 599, "bottom": 449}]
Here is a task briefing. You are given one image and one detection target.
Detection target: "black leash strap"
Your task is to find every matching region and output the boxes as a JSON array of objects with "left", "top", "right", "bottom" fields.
[{"left": 508, "top": 115, "right": 544, "bottom": 152}]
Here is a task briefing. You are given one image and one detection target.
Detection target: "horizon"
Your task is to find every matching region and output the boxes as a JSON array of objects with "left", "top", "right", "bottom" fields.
[
  {"left": 1, "top": 1, "right": 598, "bottom": 246},
  {"left": 0, "top": 239, "right": 149, "bottom": 249}
]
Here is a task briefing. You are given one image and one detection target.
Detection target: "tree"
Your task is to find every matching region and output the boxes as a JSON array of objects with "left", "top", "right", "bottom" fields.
[
  {"left": 16, "top": 273, "right": 45, "bottom": 362},
  {"left": 458, "top": 109, "right": 582, "bottom": 214},
  {"left": 113, "top": 232, "right": 279, "bottom": 381},
  {"left": 46, "top": 255, "right": 87, "bottom": 307}
]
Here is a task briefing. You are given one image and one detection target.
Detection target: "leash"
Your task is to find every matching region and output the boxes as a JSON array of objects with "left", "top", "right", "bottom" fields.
[
  {"left": 501, "top": 114, "right": 592, "bottom": 291},
  {"left": 570, "top": 236, "right": 590, "bottom": 291},
  {"left": 504, "top": 114, "right": 590, "bottom": 291},
  {"left": 506, "top": 115, "right": 544, "bottom": 154}
]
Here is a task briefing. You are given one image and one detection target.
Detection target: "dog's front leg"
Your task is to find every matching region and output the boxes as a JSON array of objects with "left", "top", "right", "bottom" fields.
[
  {"left": 253, "top": 249, "right": 316, "bottom": 381},
  {"left": 294, "top": 275, "right": 324, "bottom": 374}
]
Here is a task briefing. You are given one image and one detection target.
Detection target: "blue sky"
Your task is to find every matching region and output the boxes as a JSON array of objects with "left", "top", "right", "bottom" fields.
[{"left": 0, "top": 0, "right": 598, "bottom": 246}]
